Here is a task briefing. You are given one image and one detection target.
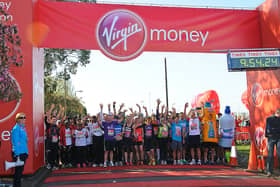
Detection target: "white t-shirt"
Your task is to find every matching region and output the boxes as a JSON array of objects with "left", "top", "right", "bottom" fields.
[
  {"left": 65, "top": 128, "right": 72, "bottom": 146},
  {"left": 92, "top": 122, "right": 104, "bottom": 136},
  {"left": 189, "top": 118, "right": 201, "bottom": 136},
  {"left": 74, "top": 128, "right": 87, "bottom": 147},
  {"left": 86, "top": 123, "right": 93, "bottom": 145}
]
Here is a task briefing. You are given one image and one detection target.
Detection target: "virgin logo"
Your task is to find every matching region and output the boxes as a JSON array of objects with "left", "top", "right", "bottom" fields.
[
  {"left": 251, "top": 83, "right": 264, "bottom": 107},
  {"left": 96, "top": 10, "right": 147, "bottom": 61}
]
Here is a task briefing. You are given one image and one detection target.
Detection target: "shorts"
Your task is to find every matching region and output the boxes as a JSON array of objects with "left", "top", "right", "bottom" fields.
[
  {"left": 134, "top": 141, "right": 143, "bottom": 146},
  {"left": 115, "top": 140, "right": 123, "bottom": 148},
  {"left": 189, "top": 135, "right": 201, "bottom": 148},
  {"left": 123, "top": 138, "right": 133, "bottom": 152},
  {"left": 144, "top": 138, "right": 154, "bottom": 151},
  {"left": 183, "top": 141, "right": 189, "bottom": 148},
  {"left": 202, "top": 142, "right": 218, "bottom": 149},
  {"left": 105, "top": 140, "right": 115, "bottom": 151},
  {"left": 153, "top": 137, "right": 159, "bottom": 148},
  {"left": 171, "top": 140, "right": 182, "bottom": 151}
]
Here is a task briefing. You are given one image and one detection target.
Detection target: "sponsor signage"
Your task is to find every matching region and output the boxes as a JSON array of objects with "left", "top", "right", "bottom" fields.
[
  {"left": 227, "top": 50, "right": 280, "bottom": 71},
  {"left": 246, "top": 69, "right": 280, "bottom": 170},
  {"left": 35, "top": 0, "right": 262, "bottom": 61},
  {"left": 96, "top": 9, "right": 147, "bottom": 61}
]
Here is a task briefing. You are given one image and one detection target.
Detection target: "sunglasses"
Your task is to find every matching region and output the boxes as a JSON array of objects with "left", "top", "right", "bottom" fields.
[{"left": 19, "top": 116, "right": 26, "bottom": 119}]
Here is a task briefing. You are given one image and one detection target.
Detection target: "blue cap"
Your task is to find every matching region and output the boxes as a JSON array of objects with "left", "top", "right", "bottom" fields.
[{"left": 225, "top": 106, "right": 231, "bottom": 114}]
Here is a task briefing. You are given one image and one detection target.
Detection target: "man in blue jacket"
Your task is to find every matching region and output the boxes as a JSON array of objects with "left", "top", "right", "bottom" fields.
[
  {"left": 11, "top": 112, "right": 29, "bottom": 187},
  {"left": 265, "top": 109, "right": 280, "bottom": 177}
]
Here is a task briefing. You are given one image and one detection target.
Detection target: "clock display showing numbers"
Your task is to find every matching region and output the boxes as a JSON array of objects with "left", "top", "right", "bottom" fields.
[{"left": 227, "top": 50, "right": 280, "bottom": 71}]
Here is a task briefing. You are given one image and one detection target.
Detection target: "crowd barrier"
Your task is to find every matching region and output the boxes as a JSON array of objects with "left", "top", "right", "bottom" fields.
[{"left": 235, "top": 126, "right": 250, "bottom": 144}]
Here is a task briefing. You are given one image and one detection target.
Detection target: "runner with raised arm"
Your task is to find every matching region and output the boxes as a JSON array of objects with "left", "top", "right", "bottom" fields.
[
  {"left": 179, "top": 102, "right": 189, "bottom": 164},
  {"left": 143, "top": 106, "right": 156, "bottom": 165},
  {"left": 114, "top": 102, "right": 124, "bottom": 166},
  {"left": 170, "top": 107, "right": 184, "bottom": 165},
  {"left": 122, "top": 108, "right": 135, "bottom": 166},
  {"left": 134, "top": 104, "right": 144, "bottom": 165},
  {"left": 99, "top": 104, "right": 117, "bottom": 168},
  {"left": 158, "top": 105, "right": 170, "bottom": 165},
  {"left": 187, "top": 103, "right": 204, "bottom": 165}
]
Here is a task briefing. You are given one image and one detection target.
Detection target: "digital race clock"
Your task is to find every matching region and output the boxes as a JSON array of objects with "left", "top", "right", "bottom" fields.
[{"left": 227, "top": 50, "right": 280, "bottom": 72}]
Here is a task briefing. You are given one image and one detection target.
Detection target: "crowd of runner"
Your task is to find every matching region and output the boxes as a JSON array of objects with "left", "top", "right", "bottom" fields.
[{"left": 44, "top": 99, "right": 235, "bottom": 170}]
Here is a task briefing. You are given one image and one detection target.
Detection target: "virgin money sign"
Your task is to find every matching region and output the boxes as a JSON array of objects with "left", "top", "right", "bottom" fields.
[
  {"left": 35, "top": 0, "right": 261, "bottom": 61},
  {"left": 247, "top": 69, "right": 280, "bottom": 170}
]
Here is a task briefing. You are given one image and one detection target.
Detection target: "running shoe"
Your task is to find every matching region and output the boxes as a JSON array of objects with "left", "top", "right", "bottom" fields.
[
  {"left": 189, "top": 159, "right": 196, "bottom": 165},
  {"left": 119, "top": 161, "right": 123, "bottom": 166},
  {"left": 197, "top": 160, "right": 202, "bottom": 165},
  {"left": 110, "top": 161, "right": 114, "bottom": 167},
  {"left": 46, "top": 164, "right": 52, "bottom": 170}
]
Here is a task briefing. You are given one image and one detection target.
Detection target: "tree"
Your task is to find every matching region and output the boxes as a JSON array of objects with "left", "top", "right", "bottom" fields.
[
  {"left": 45, "top": 76, "right": 87, "bottom": 116},
  {"left": 0, "top": 8, "right": 23, "bottom": 102},
  {"left": 44, "top": 48, "right": 90, "bottom": 114},
  {"left": 44, "top": 48, "right": 90, "bottom": 79}
]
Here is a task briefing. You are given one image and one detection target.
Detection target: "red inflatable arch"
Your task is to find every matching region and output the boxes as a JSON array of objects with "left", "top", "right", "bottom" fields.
[{"left": 0, "top": 0, "right": 280, "bottom": 175}]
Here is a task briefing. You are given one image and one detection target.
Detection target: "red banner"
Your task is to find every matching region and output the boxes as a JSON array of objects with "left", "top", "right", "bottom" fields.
[
  {"left": 0, "top": 0, "right": 44, "bottom": 175},
  {"left": 35, "top": 0, "right": 261, "bottom": 61}
]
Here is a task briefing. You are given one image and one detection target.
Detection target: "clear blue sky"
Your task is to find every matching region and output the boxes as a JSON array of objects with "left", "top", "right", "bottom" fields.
[{"left": 71, "top": 0, "right": 266, "bottom": 115}]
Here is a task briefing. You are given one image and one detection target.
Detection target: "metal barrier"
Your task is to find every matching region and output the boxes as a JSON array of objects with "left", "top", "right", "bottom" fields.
[{"left": 235, "top": 132, "right": 251, "bottom": 145}]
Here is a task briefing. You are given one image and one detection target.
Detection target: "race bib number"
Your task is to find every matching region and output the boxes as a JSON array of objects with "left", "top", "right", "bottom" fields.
[
  {"left": 52, "top": 136, "right": 58, "bottom": 143},
  {"left": 161, "top": 127, "right": 168, "bottom": 138},
  {"left": 191, "top": 123, "right": 198, "bottom": 130},
  {"left": 125, "top": 131, "right": 131, "bottom": 138},
  {"left": 175, "top": 126, "right": 181, "bottom": 137},
  {"left": 77, "top": 132, "right": 84, "bottom": 138},
  {"left": 65, "top": 131, "right": 71, "bottom": 138},
  {"left": 154, "top": 127, "right": 158, "bottom": 135},
  {"left": 108, "top": 129, "right": 114, "bottom": 136},
  {"left": 146, "top": 130, "right": 152, "bottom": 137}
]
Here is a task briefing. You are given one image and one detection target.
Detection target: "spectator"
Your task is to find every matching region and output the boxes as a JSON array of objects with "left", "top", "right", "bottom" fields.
[
  {"left": 265, "top": 108, "right": 280, "bottom": 177},
  {"left": 11, "top": 113, "right": 29, "bottom": 187}
]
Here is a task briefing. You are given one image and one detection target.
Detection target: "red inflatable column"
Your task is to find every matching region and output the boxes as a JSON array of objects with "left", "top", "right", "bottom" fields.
[{"left": 0, "top": 0, "right": 45, "bottom": 175}]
